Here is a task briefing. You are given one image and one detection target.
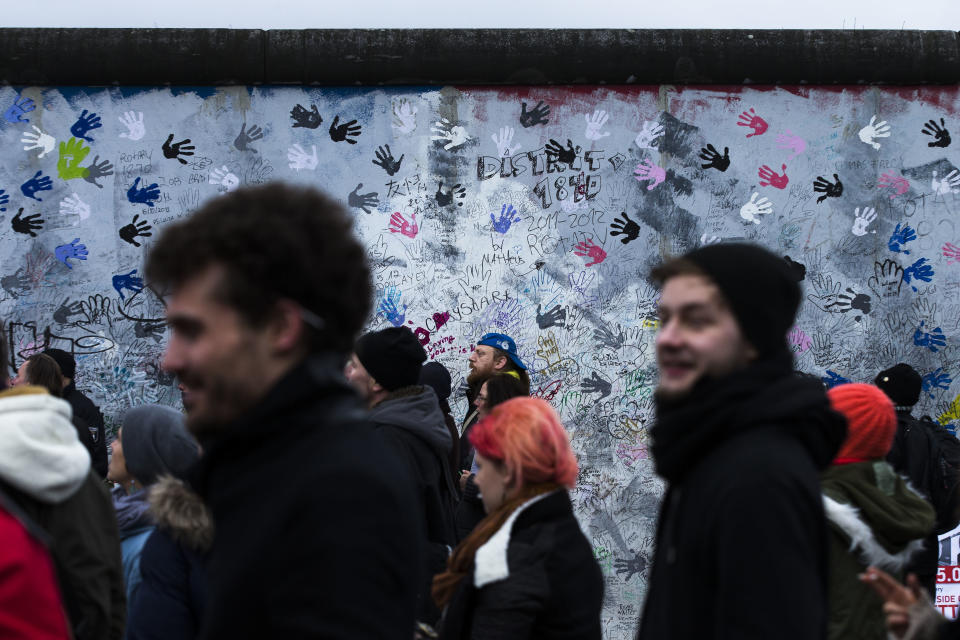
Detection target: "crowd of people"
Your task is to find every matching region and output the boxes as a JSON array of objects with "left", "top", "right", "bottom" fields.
[{"left": 0, "top": 182, "right": 957, "bottom": 639}]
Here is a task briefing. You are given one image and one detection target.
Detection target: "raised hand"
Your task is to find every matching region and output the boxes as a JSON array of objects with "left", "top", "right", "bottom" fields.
[
  {"left": 53, "top": 298, "right": 84, "bottom": 324},
  {"left": 83, "top": 155, "right": 114, "bottom": 188},
  {"left": 11, "top": 208, "right": 44, "bottom": 237},
  {"left": 392, "top": 99, "right": 417, "bottom": 134},
  {"left": 234, "top": 123, "right": 264, "bottom": 152},
  {"left": 209, "top": 166, "right": 240, "bottom": 192},
  {"left": 4, "top": 95, "right": 36, "bottom": 123},
  {"left": 922, "top": 368, "right": 952, "bottom": 398},
  {"left": 490, "top": 204, "right": 521, "bottom": 233},
  {"left": 943, "top": 242, "right": 960, "bottom": 265},
  {"left": 581, "top": 372, "right": 612, "bottom": 398},
  {"left": 806, "top": 273, "right": 845, "bottom": 312},
  {"left": 70, "top": 109, "right": 102, "bottom": 142},
  {"left": 922, "top": 117, "right": 951, "bottom": 148},
  {"left": 60, "top": 193, "right": 91, "bottom": 221},
  {"left": 932, "top": 169, "right": 960, "bottom": 195},
  {"left": 851, "top": 207, "right": 877, "bottom": 236},
  {"left": 20, "top": 170, "right": 52, "bottom": 201},
  {"left": 737, "top": 108, "right": 768, "bottom": 137},
  {"left": 835, "top": 287, "right": 872, "bottom": 316},
  {"left": 858, "top": 115, "right": 891, "bottom": 150},
  {"left": 758, "top": 164, "right": 788, "bottom": 189},
  {"left": 584, "top": 109, "right": 610, "bottom": 140},
  {"left": 372, "top": 144, "right": 403, "bottom": 175},
  {"left": 329, "top": 116, "right": 362, "bottom": 144},
  {"left": 126, "top": 177, "right": 161, "bottom": 206},
  {"left": 813, "top": 174, "right": 843, "bottom": 203},
  {"left": 348, "top": 183, "right": 379, "bottom": 214},
  {"left": 775, "top": 130, "right": 807, "bottom": 159},
  {"left": 634, "top": 159, "right": 666, "bottom": 190},
  {"left": 55, "top": 238, "right": 88, "bottom": 269},
  {"left": 519, "top": 101, "right": 550, "bottom": 128},
  {"left": 491, "top": 127, "right": 520, "bottom": 158},
  {"left": 877, "top": 171, "right": 909, "bottom": 198},
  {"left": 914, "top": 321, "right": 947, "bottom": 352},
  {"left": 740, "top": 192, "right": 772, "bottom": 224},
  {"left": 573, "top": 238, "right": 607, "bottom": 267},
  {"left": 868, "top": 259, "right": 904, "bottom": 299},
  {"left": 287, "top": 144, "right": 319, "bottom": 171},
  {"left": 57, "top": 137, "right": 92, "bottom": 180},
  {"left": 610, "top": 212, "right": 640, "bottom": 244},
  {"left": 119, "top": 215, "right": 153, "bottom": 247},
  {"left": 112, "top": 269, "right": 144, "bottom": 300},
  {"left": 20, "top": 125, "right": 55, "bottom": 158},
  {"left": 435, "top": 182, "right": 466, "bottom": 207},
  {"left": 593, "top": 323, "right": 625, "bottom": 350},
  {"left": 378, "top": 287, "right": 406, "bottom": 327},
  {"left": 290, "top": 103, "right": 322, "bottom": 129},
  {"left": 698, "top": 144, "right": 730, "bottom": 171},
  {"left": 903, "top": 257, "right": 935, "bottom": 291},
  {"left": 788, "top": 326, "right": 813, "bottom": 353},
  {"left": 536, "top": 304, "right": 566, "bottom": 329},
  {"left": 431, "top": 117, "right": 470, "bottom": 150},
  {"left": 888, "top": 222, "right": 916, "bottom": 253},
  {"left": 811, "top": 332, "right": 834, "bottom": 367},
  {"left": 544, "top": 139, "right": 579, "bottom": 167},
  {"left": 635, "top": 120, "right": 664, "bottom": 150},
  {"left": 613, "top": 553, "right": 647, "bottom": 581},
  {"left": 162, "top": 134, "right": 195, "bottom": 164},
  {"left": 118, "top": 111, "right": 145, "bottom": 140},
  {"left": 388, "top": 211, "right": 418, "bottom": 239}
]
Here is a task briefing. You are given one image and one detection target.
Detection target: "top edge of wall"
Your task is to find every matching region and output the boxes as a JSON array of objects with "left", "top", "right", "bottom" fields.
[{"left": 1, "top": 28, "right": 958, "bottom": 86}]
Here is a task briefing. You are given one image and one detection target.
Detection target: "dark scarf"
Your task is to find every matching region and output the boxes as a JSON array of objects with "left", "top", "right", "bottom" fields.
[{"left": 111, "top": 485, "right": 153, "bottom": 536}]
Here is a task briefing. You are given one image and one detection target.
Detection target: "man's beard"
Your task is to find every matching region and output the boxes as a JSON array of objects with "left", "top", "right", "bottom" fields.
[
  {"left": 466, "top": 368, "right": 490, "bottom": 387},
  {"left": 184, "top": 376, "right": 256, "bottom": 440}
]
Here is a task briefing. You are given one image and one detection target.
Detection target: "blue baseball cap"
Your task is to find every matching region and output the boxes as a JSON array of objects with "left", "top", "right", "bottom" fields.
[{"left": 477, "top": 332, "right": 527, "bottom": 371}]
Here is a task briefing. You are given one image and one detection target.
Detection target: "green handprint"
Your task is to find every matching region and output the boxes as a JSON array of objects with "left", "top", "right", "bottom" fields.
[{"left": 57, "top": 137, "right": 91, "bottom": 181}]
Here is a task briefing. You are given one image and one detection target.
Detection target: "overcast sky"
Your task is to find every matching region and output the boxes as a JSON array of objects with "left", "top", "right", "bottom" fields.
[{"left": 7, "top": 0, "right": 960, "bottom": 29}]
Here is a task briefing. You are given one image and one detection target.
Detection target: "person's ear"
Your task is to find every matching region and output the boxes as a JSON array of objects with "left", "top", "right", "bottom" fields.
[
  {"left": 494, "top": 355, "right": 509, "bottom": 371},
  {"left": 267, "top": 299, "right": 306, "bottom": 354}
]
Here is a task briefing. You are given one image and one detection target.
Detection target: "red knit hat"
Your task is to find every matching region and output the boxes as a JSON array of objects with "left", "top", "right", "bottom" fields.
[{"left": 827, "top": 383, "right": 897, "bottom": 463}]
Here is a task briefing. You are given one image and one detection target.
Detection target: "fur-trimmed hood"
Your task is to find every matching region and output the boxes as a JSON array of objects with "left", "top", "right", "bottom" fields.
[{"left": 148, "top": 475, "right": 213, "bottom": 552}]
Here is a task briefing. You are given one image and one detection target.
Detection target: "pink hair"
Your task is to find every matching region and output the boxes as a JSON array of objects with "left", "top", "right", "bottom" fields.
[{"left": 469, "top": 397, "right": 578, "bottom": 489}]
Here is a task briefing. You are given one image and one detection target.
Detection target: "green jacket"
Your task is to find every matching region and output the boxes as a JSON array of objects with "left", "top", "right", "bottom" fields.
[{"left": 823, "top": 460, "right": 935, "bottom": 640}]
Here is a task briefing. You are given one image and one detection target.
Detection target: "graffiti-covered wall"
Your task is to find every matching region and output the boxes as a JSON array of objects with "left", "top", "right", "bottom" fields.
[{"left": 1, "top": 82, "right": 959, "bottom": 636}]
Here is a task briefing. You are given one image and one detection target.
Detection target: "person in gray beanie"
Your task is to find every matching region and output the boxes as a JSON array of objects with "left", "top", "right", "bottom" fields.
[{"left": 107, "top": 405, "right": 200, "bottom": 608}]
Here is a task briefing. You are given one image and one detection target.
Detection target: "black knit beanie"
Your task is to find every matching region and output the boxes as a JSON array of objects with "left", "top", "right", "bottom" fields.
[
  {"left": 355, "top": 327, "right": 427, "bottom": 392},
  {"left": 874, "top": 363, "right": 922, "bottom": 407},
  {"left": 419, "top": 361, "right": 452, "bottom": 400},
  {"left": 679, "top": 243, "right": 801, "bottom": 359},
  {"left": 122, "top": 404, "right": 200, "bottom": 486}
]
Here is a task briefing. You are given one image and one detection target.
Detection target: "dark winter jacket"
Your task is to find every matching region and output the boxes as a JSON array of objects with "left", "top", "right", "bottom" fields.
[
  {"left": 190, "top": 354, "right": 422, "bottom": 639},
  {"left": 127, "top": 476, "right": 212, "bottom": 640},
  {"left": 62, "top": 381, "right": 108, "bottom": 478},
  {"left": 822, "top": 461, "right": 934, "bottom": 640},
  {"left": 439, "top": 490, "right": 603, "bottom": 640},
  {"left": 369, "top": 385, "right": 457, "bottom": 624},
  {"left": 638, "top": 363, "right": 847, "bottom": 640}
]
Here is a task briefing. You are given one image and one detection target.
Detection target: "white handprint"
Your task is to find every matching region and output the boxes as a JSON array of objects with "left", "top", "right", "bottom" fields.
[
  {"left": 60, "top": 193, "right": 91, "bottom": 221},
  {"left": 392, "top": 99, "right": 417, "bottom": 135},
  {"left": 431, "top": 117, "right": 471, "bottom": 150},
  {"left": 739, "top": 192, "right": 772, "bottom": 224},
  {"left": 634, "top": 120, "right": 663, "bottom": 149},
  {"left": 491, "top": 126, "right": 520, "bottom": 158},
  {"left": 584, "top": 110, "right": 611, "bottom": 140},
  {"left": 20, "top": 125, "right": 55, "bottom": 158},
  {"left": 699, "top": 233, "right": 721, "bottom": 246},
  {"left": 851, "top": 206, "right": 877, "bottom": 236},
  {"left": 118, "top": 111, "right": 145, "bottom": 141},
  {"left": 287, "top": 144, "right": 318, "bottom": 171},
  {"left": 858, "top": 115, "right": 891, "bottom": 150},
  {"left": 932, "top": 170, "right": 960, "bottom": 195},
  {"left": 209, "top": 165, "right": 240, "bottom": 192}
]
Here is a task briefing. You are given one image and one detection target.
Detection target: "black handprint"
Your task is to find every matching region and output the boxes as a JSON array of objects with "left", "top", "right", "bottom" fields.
[
  {"left": 329, "top": 116, "right": 362, "bottom": 144},
  {"left": 545, "top": 138, "right": 578, "bottom": 167},
  {"left": 698, "top": 144, "right": 730, "bottom": 171},
  {"left": 234, "top": 123, "right": 264, "bottom": 153},
  {"left": 536, "top": 304, "right": 567, "bottom": 329},
  {"left": 11, "top": 208, "right": 44, "bottom": 237},
  {"left": 119, "top": 215, "right": 153, "bottom": 247},
  {"left": 613, "top": 552, "right": 648, "bottom": 581},
  {"left": 580, "top": 372, "right": 612, "bottom": 399},
  {"left": 348, "top": 183, "right": 379, "bottom": 214},
  {"left": 609, "top": 212, "right": 640, "bottom": 245},
  {"left": 290, "top": 103, "right": 322, "bottom": 129},
  {"left": 1, "top": 268, "right": 30, "bottom": 298},
  {"left": 53, "top": 298, "right": 84, "bottom": 324},
  {"left": 162, "top": 134, "right": 195, "bottom": 164},
  {"left": 135, "top": 321, "right": 165, "bottom": 343},
  {"left": 922, "top": 118, "right": 951, "bottom": 148},
  {"left": 519, "top": 101, "right": 550, "bottom": 128},
  {"left": 435, "top": 182, "right": 466, "bottom": 208},
  {"left": 372, "top": 145, "right": 404, "bottom": 176},
  {"left": 813, "top": 174, "right": 843, "bottom": 204},
  {"left": 593, "top": 324, "right": 625, "bottom": 350},
  {"left": 83, "top": 155, "right": 114, "bottom": 188}
]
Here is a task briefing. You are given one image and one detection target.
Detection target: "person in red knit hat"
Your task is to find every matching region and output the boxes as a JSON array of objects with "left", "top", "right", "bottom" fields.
[{"left": 824, "top": 383, "right": 935, "bottom": 640}]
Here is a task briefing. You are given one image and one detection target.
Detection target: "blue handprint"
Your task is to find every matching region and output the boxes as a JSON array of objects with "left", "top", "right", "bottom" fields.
[
  {"left": 922, "top": 368, "right": 952, "bottom": 399},
  {"left": 903, "top": 257, "right": 935, "bottom": 292},
  {"left": 821, "top": 370, "right": 851, "bottom": 389},
  {"left": 69, "top": 109, "right": 102, "bottom": 142},
  {"left": 914, "top": 321, "right": 947, "bottom": 353},
  {"left": 377, "top": 287, "right": 406, "bottom": 327},
  {"left": 112, "top": 269, "right": 144, "bottom": 300},
  {"left": 490, "top": 204, "right": 522, "bottom": 234},
  {"left": 20, "top": 171, "right": 53, "bottom": 201},
  {"left": 127, "top": 177, "right": 161, "bottom": 207},
  {"left": 0, "top": 189, "right": 8, "bottom": 212},
  {"left": 4, "top": 96, "right": 35, "bottom": 123},
  {"left": 54, "top": 238, "right": 89, "bottom": 270},
  {"left": 888, "top": 222, "right": 916, "bottom": 254}
]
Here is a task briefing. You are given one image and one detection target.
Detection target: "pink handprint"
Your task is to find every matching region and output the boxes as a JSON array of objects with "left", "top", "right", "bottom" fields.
[
  {"left": 758, "top": 164, "right": 789, "bottom": 189},
  {"left": 877, "top": 172, "right": 910, "bottom": 199},
  {"left": 573, "top": 239, "right": 607, "bottom": 267},
  {"left": 943, "top": 242, "right": 960, "bottom": 265},
  {"left": 737, "top": 108, "right": 768, "bottom": 137},
  {"left": 388, "top": 211, "right": 418, "bottom": 238},
  {"left": 775, "top": 130, "right": 806, "bottom": 159},
  {"left": 633, "top": 159, "right": 666, "bottom": 190}
]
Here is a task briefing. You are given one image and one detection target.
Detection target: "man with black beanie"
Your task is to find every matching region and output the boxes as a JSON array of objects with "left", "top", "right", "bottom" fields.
[
  {"left": 875, "top": 362, "right": 960, "bottom": 594},
  {"left": 638, "top": 243, "right": 847, "bottom": 640},
  {"left": 44, "top": 348, "right": 108, "bottom": 478},
  {"left": 345, "top": 326, "right": 457, "bottom": 625}
]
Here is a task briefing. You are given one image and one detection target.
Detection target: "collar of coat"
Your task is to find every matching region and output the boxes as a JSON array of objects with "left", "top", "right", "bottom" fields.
[
  {"left": 473, "top": 490, "right": 558, "bottom": 588},
  {"left": 822, "top": 495, "right": 926, "bottom": 572}
]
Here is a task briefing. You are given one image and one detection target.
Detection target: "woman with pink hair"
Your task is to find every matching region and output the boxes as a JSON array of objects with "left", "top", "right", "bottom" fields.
[{"left": 432, "top": 397, "right": 603, "bottom": 639}]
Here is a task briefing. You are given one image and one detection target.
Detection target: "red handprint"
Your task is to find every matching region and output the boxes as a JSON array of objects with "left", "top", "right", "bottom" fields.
[
  {"left": 737, "top": 108, "right": 768, "bottom": 138},
  {"left": 388, "top": 211, "right": 418, "bottom": 238},
  {"left": 758, "top": 164, "right": 789, "bottom": 189},
  {"left": 877, "top": 172, "right": 910, "bottom": 199},
  {"left": 573, "top": 239, "right": 607, "bottom": 267},
  {"left": 943, "top": 242, "right": 960, "bottom": 265}
]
